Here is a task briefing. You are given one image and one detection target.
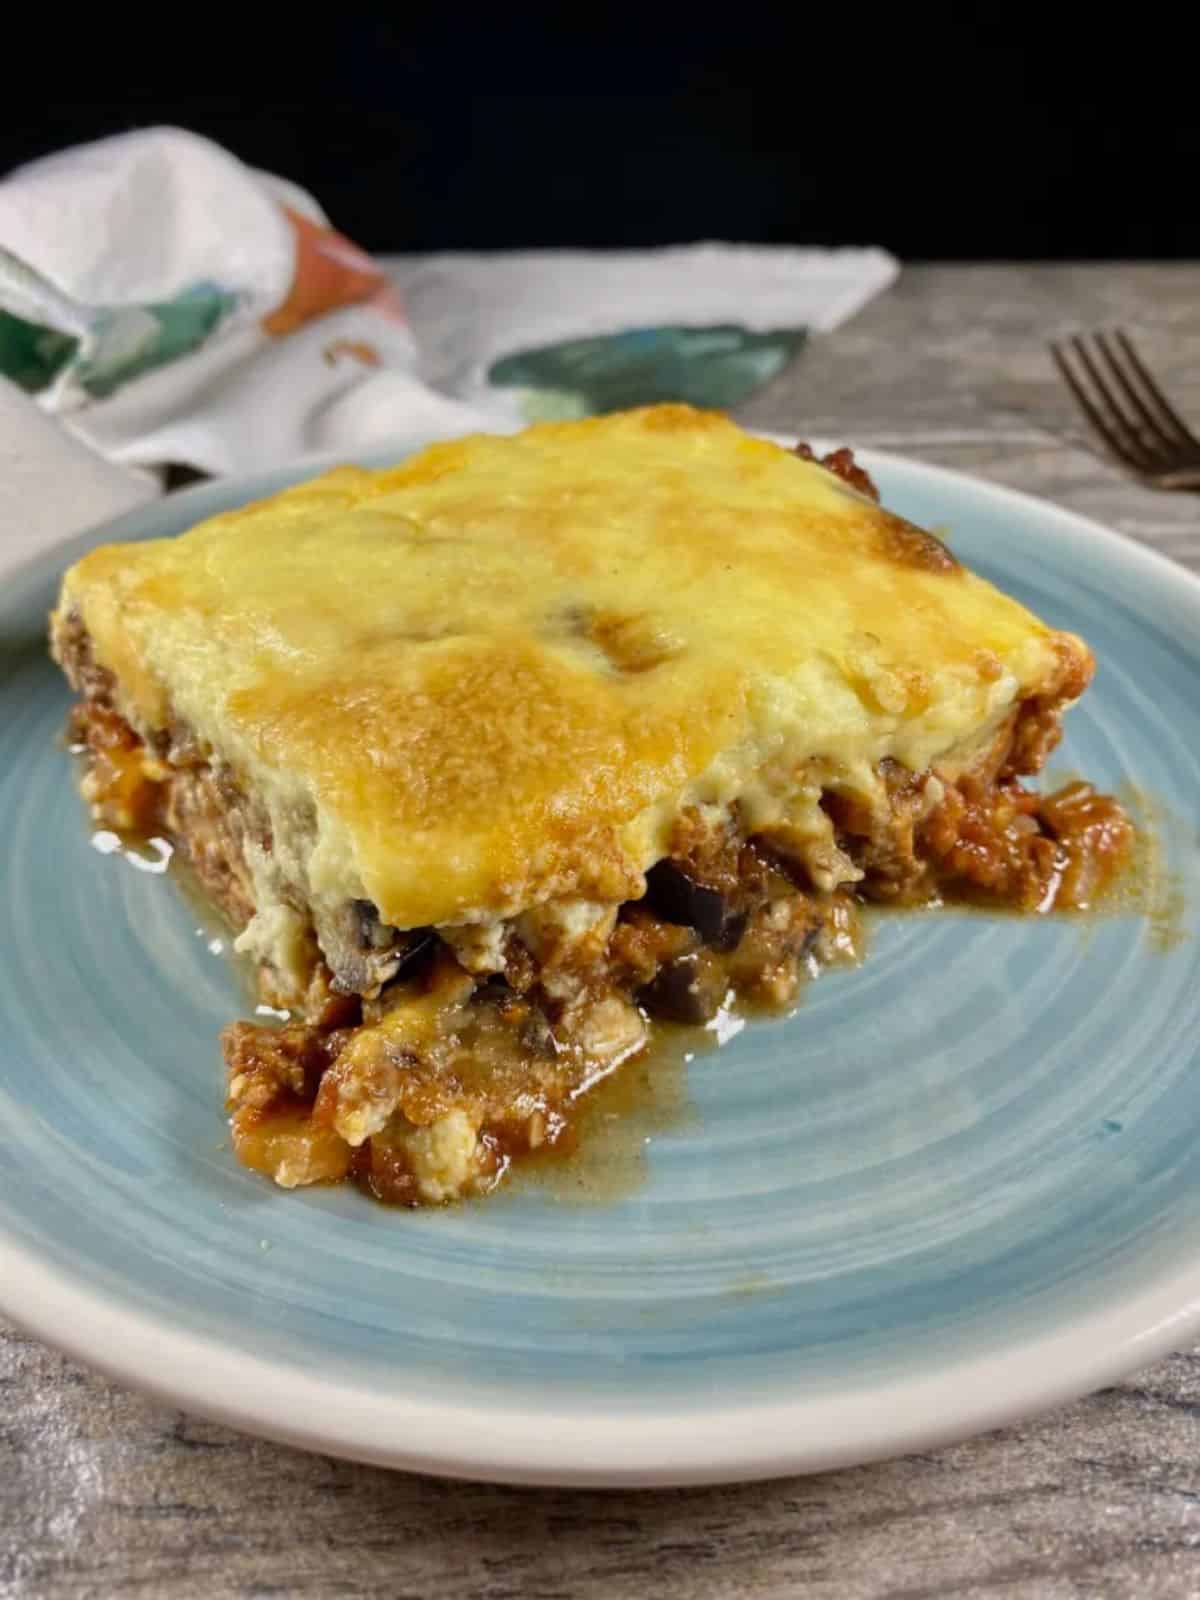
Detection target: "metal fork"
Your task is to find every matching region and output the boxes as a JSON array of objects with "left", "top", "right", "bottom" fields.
[{"left": 1049, "top": 329, "right": 1200, "bottom": 491}]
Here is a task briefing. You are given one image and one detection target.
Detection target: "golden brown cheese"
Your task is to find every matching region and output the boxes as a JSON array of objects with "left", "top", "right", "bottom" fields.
[{"left": 54, "top": 405, "right": 1089, "bottom": 932}]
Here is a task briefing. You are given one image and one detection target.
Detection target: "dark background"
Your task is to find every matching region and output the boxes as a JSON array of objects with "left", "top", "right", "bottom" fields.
[{"left": 3, "top": 19, "right": 1197, "bottom": 259}]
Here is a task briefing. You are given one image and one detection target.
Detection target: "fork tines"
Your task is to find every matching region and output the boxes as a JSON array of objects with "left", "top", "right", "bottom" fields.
[{"left": 1050, "top": 329, "right": 1200, "bottom": 482}]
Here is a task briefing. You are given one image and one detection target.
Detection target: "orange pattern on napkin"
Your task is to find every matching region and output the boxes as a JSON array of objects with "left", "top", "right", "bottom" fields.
[{"left": 263, "top": 208, "right": 407, "bottom": 336}]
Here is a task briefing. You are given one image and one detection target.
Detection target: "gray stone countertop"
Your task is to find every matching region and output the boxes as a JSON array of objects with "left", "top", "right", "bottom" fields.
[{"left": 5, "top": 263, "right": 1200, "bottom": 1599}]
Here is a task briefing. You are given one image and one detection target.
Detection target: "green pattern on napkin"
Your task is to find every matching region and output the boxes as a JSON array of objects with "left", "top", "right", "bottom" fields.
[
  {"left": 0, "top": 281, "right": 238, "bottom": 399},
  {"left": 75, "top": 282, "right": 238, "bottom": 397},
  {"left": 0, "top": 312, "right": 78, "bottom": 393},
  {"left": 488, "top": 324, "right": 807, "bottom": 419}
]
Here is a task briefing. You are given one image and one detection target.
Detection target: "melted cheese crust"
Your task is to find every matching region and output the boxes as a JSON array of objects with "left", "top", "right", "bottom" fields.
[{"left": 55, "top": 406, "right": 1089, "bottom": 931}]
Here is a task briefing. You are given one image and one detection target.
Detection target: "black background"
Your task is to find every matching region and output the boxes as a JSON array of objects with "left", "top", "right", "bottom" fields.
[{"left": 3, "top": 18, "right": 1197, "bottom": 259}]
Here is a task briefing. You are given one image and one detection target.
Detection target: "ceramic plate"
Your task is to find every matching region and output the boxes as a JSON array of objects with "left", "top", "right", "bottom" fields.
[{"left": 3, "top": 436, "right": 1199, "bottom": 1488}]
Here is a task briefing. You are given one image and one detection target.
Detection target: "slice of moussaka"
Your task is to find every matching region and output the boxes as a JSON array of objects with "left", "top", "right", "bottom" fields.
[{"left": 50, "top": 405, "right": 1132, "bottom": 1206}]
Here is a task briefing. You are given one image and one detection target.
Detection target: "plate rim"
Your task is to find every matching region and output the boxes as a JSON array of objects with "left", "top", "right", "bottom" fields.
[
  {"left": 4, "top": 436, "right": 1200, "bottom": 1487},
  {"left": 5, "top": 1223, "right": 1200, "bottom": 1488}
]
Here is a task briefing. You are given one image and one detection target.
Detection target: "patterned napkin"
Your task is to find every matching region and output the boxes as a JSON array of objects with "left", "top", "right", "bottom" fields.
[{"left": 0, "top": 126, "right": 896, "bottom": 545}]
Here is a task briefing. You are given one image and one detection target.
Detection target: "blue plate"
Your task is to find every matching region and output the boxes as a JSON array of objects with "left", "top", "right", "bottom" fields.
[{"left": 2, "top": 441, "right": 1199, "bottom": 1486}]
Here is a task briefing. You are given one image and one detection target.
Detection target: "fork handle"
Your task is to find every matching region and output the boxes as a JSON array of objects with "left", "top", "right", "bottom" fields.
[{"left": 1154, "top": 468, "right": 1200, "bottom": 491}]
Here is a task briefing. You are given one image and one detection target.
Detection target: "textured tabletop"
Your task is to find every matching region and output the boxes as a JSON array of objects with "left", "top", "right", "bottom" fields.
[{"left": 6, "top": 262, "right": 1200, "bottom": 1600}]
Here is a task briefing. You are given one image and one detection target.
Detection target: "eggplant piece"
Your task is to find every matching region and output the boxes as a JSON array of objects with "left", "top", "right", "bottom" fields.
[
  {"left": 711, "top": 911, "right": 747, "bottom": 953},
  {"left": 353, "top": 900, "right": 433, "bottom": 971},
  {"left": 644, "top": 860, "right": 732, "bottom": 945},
  {"left": 391, "top": 930, "right": 435, "bottom": 978},
  {"left": 638, "top": 950, "right": 727, "bottom": 1025}
]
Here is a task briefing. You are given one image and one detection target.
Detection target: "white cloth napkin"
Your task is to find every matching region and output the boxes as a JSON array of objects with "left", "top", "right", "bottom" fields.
[
  {"left": 390, "top": 246, "right": 897, "bottom": 416},
  {"left": 0, "top": 127, "right": 897, "bottom": 564},
  {"left": 0, "top": 375, "right": 155, "bottom": 573}
]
